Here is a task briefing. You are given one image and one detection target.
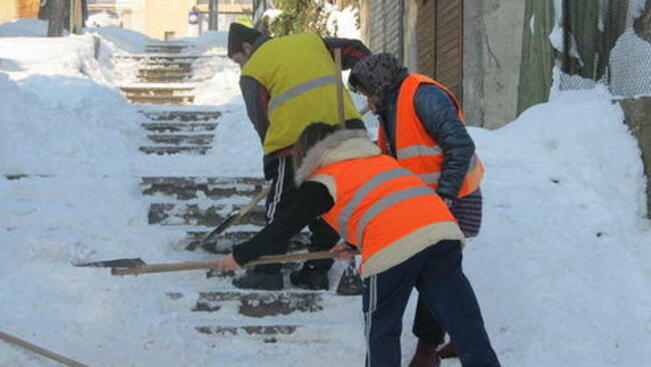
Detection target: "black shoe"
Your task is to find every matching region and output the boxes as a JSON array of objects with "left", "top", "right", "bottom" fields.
[
  {"left": 232, "top": 270, "right": 283, "bottom": 291},
  {"left": 289, "top": 265, "right": 329, "bottom": 290}
]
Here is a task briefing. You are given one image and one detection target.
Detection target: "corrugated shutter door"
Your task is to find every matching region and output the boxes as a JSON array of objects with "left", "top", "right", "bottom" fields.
[
  {"left": 367, "top": 1, "right": 404, "bottom": 61},
  {"left": 435, "top": 0, "right": 463, "bottom": 98},
  {"left": 417, "top": 0, "right": 463, "bottom": 100},
  {"left": 417, "top": 0, "right": 436, "bottom": 77},
  {"left": 369, "top": 4, "right": 385, "bottom": 53},
  {"left": 385, "top": 1, "right": 403, "bottom": 60}
]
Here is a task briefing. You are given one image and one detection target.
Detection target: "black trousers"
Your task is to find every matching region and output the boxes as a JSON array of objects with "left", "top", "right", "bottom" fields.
[
  {"left": 362, "top": 241, "right": 500, "bottom": 367},
  {"left": 254, "top": 155, "right": 339, "bottom": 274}
]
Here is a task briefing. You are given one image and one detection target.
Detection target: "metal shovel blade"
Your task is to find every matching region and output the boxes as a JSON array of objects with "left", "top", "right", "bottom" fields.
[{"left": 73, "top": 258, "right": 147, "bottom": 268}]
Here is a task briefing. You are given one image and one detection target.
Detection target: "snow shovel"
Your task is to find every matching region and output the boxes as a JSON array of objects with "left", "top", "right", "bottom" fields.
[
  {"left": 0, "top": 331, "right": 89, "bottom": 367},
  {"left": 108, "top": 249, "right": 357, "bottom": 276},
  {"left": 199, "top": 185, "right": 271, "bottom": 251},
  {"left": 331, "top": 49, "right": 365, "bottom": 296}
]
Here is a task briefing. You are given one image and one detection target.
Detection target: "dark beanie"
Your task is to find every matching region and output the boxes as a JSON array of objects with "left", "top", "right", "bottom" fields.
[{"left": 227, "top": 22, "right": 264, "bottom": 58}]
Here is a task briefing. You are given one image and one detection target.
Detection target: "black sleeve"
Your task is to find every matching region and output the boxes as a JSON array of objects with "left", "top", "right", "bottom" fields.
[
  {"left": 414, "top": 85, "right": 475, "bottom": 199},
  {"left": 323, "top": 37, "right": 372, "bottom": 70},
  {"left": 239, "top": 75, "right": 271, "bottom": 143},
  {"left": 232, "top": 181, "right": 335, "bottom": 265}
]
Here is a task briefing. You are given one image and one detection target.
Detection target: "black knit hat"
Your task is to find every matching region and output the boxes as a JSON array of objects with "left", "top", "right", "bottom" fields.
[{"left": 227, "top": 22, "right": 264, "bottom": 58}]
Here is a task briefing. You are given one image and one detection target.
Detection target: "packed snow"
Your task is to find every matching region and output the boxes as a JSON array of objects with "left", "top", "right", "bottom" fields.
[{"left": 2, "top": 17, "right": 651, "bottom": 367}]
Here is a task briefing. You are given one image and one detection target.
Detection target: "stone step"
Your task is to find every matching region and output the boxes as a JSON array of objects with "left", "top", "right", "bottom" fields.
[
  {"left": 138, "top": 68, "right": 192, "bottom": 75},
  {"left": 141, "top": 110, "right": 221, "bottom": 122},
  {"left": 195, "top": 325, "right": 299, "bottom": 340},
  {"left": 139, "top": 62, "right": 194, "bottom": 71},
  {"left": 148, "top": 203, "right": 266, "bottom": 226},
  {"left": 145, "top": 45, "right": 192, "bottom": 53},
  {"left": 141, "top": 176, "right": 265, "bottom": 200},
  {"left": 147, "top": 134, "right": 214, "bottom": 146},
  {"left": 139, "top": 146, "right": 211, "bottom": 155},
  {"left": 141, "top": 122, "right": 218, "bottom": 133},
  {"left": 115, "top": 55, "right": 206, "bottom": 62},
  {"left": 185, "top": 231, "right": 309, "bottom": 254},
  {"left": 137, "top": 76, "right": 190, "bottom": 83},
  {"left": 120, "top": 86, "right": 194, "bottom": 97},
  {"left": 128, "top": 96, "right": 194, "bottom": 105},
  {"left": 192, "top": 291, "right": 324, "bottom": 317}
]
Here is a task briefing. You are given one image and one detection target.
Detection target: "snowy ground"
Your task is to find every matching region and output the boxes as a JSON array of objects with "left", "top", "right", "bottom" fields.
[{"left": 2, "top": 18, "right": 651, "bottom": 367}]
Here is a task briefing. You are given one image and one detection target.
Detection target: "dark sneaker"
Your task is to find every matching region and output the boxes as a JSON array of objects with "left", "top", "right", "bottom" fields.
[
  {"left": 408, "top": 339, "right": 441, "bottom": 367},
  {"left": 336, "top": 265, "right": 363, "bottom": 296},
  {"left": 289, "top": 266, "right": 329, "bottom": 290},
  {"left": 232, "top": 271, "right": 283, "bottom": 291}
]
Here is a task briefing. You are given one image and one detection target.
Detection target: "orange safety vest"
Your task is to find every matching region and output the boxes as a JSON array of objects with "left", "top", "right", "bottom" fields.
[
  {"left": 313, "top": 154, "right": 458, "bottom": 266},
  {"left": 377, "top": 73, "right": 484, "bottom": 197}
]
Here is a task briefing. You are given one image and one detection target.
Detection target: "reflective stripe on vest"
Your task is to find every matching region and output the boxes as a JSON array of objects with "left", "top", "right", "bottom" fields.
[
  {"left": 313, "top": 154, "right": 459, "bottom": 265},
  {"left": 382, "top": 73, "right": 484, "bottom": 197},
  {"left": 354, "top": 186, "right": 434, "bottom": 245},
  {"left": 268, "top": 75, "right": 336, "bottom": 114},
  {"left": 338, "top": 168, "right": 413, "bottom": 240},
  {"left": 241, "top": 34, "right": 361, "bottom": 154}
]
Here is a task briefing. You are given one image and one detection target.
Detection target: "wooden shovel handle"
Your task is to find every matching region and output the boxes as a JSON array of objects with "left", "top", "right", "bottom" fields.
[
  {"left": 111, "top": 250, "right": 355, "bottom": 276},
  {"left": 238, "top": 186, "right": 271, "bottom": 217},
  {"left": 334, "top": 48, "right": 346, "bottom": 126},
  {"left": 0, "top": 331, "right": 89, "bottom": 367}
]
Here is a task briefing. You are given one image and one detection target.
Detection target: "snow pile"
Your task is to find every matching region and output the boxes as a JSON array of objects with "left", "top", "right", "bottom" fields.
[
  {"left": 0, "top": 18, "right": 50, "bottom": 37},
  {"left": 178, "top": 30, "right": 228, "bottom": 52},
  {"left": 609, "top": 31, "right": 651, "bottom": 97},
  {"left": 87, "top": 25, "right": 156, "bottom": 54},
  {"left": 0, "top": 72, "right": 139, "bottom": 176},
  {"left": 466, "top": 86, "right": 651, "bottom": 366}
]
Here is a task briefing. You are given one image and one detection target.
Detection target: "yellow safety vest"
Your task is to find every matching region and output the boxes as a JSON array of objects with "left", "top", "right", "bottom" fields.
[{"left": 242, "top": 33, "right": 361, "bottom": 153}]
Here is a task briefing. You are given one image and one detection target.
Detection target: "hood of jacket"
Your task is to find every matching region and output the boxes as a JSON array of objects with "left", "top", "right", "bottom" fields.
[{"left": 295, "top": 129, "right": 380, "bottom": 186}]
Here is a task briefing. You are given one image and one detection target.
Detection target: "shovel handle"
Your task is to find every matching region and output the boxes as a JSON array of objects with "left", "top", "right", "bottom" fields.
[
  {"left": 0, "top": 331, "right": 89, "bottom": 367},
  {"left": 111, "top": 250, "right": 355, "bottom": 276}
]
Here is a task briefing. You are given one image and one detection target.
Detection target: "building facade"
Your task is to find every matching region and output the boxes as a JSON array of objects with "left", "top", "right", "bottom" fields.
[{"left": 1, "top": 0, "right": 40, "bottom": 24}]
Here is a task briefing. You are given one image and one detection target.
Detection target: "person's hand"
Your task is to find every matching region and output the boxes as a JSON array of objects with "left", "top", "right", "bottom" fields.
[
  {"left": 215, "top": 254, "right": 241, "bottom": 272},
  {"left": 329, "top": 241, "right": 357, "bottom": 261}
]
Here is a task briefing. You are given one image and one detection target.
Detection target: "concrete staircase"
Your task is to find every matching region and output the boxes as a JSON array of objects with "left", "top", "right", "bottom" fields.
[{"left": 115, "top": 42, "right": 328, "bottom": 343}]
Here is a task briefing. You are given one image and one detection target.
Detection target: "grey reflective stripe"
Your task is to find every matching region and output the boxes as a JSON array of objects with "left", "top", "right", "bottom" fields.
[
  {"left": 356, "top": 186, "right": 435, "bottom": 244},
  {"left": 467, "top": 154, "right": 479, "bottom": 173},
  {"left": 396, "top": 145, "right": 442, "bottom": 160},
  {"left": 268, "top": 75, "right": 336, "bottom": 114},
  {"left": 418, "top": 172, "right": 441, "bottom": 185},
  {"left": 338, "top": 168, "right": 413, "bottom": 240}
]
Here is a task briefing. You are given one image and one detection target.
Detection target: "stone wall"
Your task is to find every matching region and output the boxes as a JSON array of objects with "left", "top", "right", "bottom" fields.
[{"left": 620, "top": 97, "right": 651, "bottom": 218}]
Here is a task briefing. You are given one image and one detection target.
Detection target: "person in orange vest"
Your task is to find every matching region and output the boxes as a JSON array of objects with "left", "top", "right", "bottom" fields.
[
  {"left": 348, "top": 53, "right": 485, "bottom": 367},
  {"left": 215, "top": 123, "right": 500, "bottom": 367}
]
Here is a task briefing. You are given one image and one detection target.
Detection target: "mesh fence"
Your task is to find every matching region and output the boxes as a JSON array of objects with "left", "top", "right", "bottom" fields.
[{"left": 559, "top": 0, "right": 651, "bottom": 97}]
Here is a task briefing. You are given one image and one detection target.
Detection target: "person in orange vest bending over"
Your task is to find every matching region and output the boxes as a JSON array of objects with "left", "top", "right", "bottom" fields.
[
  {"left": 348, "top": 53, "right": 485, "bottom": 367},
  {"left": 215, "top": 123, "right": 500, "bottom": 367}
]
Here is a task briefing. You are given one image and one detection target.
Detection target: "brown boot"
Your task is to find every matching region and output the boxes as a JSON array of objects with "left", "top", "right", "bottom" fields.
[
  {"left": 436, "top": 342, "right": 460, "bottom": 359},
  {"left": 408, "top": 339, "right": 441, "bottom": 367}
]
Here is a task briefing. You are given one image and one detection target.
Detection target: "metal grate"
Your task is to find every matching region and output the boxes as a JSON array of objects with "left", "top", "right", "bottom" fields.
[{"left": 559, "top": 0, "right": 651, "bottom": 97}]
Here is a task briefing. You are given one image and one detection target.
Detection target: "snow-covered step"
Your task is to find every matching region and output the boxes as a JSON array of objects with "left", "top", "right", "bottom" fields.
[
  {"left": 145, "top": 44, "right": 193, "bottom": 54},
  {"left": 148, "top": 203, "right": 266, "bottom": 226},
  {"left": 115, "top": 54, "right": 208, "bottom": 62},
  {"left": 195, "top": 325, "right": 299, "bottom": 339},
  {"left": 185, "top": 231, "right": 309, "bottom": 254},
  {"left": 137, "top": 75, "right": 191, "bottom": 83},
  {"left": 146, "top": 134, "right": 214, "bottom": 146},
  {"left": 141, "top": 110, "right": 221, "bottom": 122},
  {"left": 139, "top": 145, "right": 211, "bottom": 155},
  {"left": 192, "top": 291, "right": 324, "bottom": 317},
  {"left": 141, "top": 176, "right": 264, "bottom": 200},
  {"left": 141, "top": 122, "right": 218, "bottom": 133},
  {"left": 139, "top": 62, "right": 194, "bottom": 71}
]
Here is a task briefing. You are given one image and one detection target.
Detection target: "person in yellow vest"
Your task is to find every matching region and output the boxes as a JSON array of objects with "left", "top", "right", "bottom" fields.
[
  {"left": 348, "top": 53, "right": 486, "bottom": 367},
  {"left": 226, "top": 23, "right": 371, "bottom": 291},
  {"left": 215, "top": 123, "right": 501, "bottom": 367}
]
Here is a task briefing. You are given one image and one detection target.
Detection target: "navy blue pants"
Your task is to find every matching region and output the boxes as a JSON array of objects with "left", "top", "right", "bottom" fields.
[{"left": 362, "top": 240, "right": 500, "bottom": 367}]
